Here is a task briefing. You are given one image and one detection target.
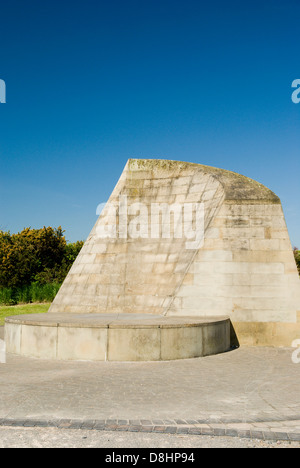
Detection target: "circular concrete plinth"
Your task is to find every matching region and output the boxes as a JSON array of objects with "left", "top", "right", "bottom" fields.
[{"left": 5, "top": 313, "right": 231, "bottom": 361}]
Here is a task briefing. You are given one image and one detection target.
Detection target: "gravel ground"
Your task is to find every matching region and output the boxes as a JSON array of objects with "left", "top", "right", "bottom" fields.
[{"left": 0, "top": 426, "right": 299, "bottom": 449}]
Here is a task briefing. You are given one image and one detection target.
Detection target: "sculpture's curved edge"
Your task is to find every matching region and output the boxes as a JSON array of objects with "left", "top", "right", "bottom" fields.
[{"left": 127, "top": 158, "right": 281, "bottom": 204}]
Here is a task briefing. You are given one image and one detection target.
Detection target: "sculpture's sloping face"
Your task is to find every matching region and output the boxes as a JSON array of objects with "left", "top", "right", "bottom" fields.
[{"left": 47, "top": 159, "right": 300, "bottom": 347}]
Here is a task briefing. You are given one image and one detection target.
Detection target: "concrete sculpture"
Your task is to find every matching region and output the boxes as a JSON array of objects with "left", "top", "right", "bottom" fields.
[{"left": 5, "top": 159, "right": 300, "bottom": 360}]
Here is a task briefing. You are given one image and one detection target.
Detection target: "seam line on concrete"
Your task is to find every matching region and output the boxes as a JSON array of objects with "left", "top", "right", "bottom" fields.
[
  {"left": 162, "top": 171, "right": 210, "bottom": 316},
  {"left": 163, "top": 174, "right": 222, "bottom": 317},
  {"left": 55, "top": 325, "right": 58, "bottom": 359}
]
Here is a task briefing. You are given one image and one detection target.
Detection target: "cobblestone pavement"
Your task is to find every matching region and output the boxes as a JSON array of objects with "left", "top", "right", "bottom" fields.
[
  {"left": 1, "top": 327, "right": 300, "bottom": 445},
  {"left": 0, "top": 426, "right": 299, "bottom": 448}
]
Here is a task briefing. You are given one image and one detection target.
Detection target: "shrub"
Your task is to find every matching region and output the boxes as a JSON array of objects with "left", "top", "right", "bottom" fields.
[
  {"left": 34, "top": 240, "right": 83, "bottom": 284},
  {"left": 294, "top": 248, "right": 300, "bottom": 274},
  {"left": 0, "top": 283, "right": 62, "bottom": 306},
  {"left": 0, "top": 227, "right": 84, "bottom": 288},
  {"left": 0, "top": 227, "right": 66, "bottom": 288},
  {"left": 0, "top": 287, "right": 16, "bottom": 306},
  {"left": 0, "top": 226, "right": 83, "bottom": 304}
]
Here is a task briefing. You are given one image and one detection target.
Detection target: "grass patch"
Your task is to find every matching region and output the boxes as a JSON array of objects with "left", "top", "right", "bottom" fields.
[
  {"left": 0, "top": 283, "right": 61, "bottom": 306},
  {"left": 0, "top": 303, "right": 50, "bottom": 326}
]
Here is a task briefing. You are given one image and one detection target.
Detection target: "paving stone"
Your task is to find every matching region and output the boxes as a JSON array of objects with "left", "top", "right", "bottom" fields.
[
  {"left": 164, "top": 426, "right": 177, "bottom": 434},
  {"left": 176, "top": 427, "right": 190, "bottom": 434},
  {"left": 212, "top": 428, "right": 226, "bottom": 437},
  {"left": 0, "top": 347, "right": 300, "bottom": 441},
  {"left": 152, "top": 426, "right": 167, "bottom": 433},
  {"left": 128, "top": 425, "right": 142, "bottom": 432}
]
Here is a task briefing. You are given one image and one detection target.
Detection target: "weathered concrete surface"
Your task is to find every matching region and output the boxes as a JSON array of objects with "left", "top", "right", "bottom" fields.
[
  {"left": 46, "top": 159, "right": 300, "bottom": 346},
  {"left": 5, "top": 159, "right": 300, "bottom": 354},
  {"left": 5, "top": 314, "right": 230, "bottom": 361}
]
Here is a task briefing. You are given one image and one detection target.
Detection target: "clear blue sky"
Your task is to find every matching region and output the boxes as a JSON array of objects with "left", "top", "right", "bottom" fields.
[{"left": 0, "top": 0, "right": 299, "bottom": 245}]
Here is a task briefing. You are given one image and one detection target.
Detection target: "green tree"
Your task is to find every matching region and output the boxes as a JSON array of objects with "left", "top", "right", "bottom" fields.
[
  {"left": 294, "top": 248, "right": 300, "bottom": 275},
  {"left": 34, "top": 240, "right": 84, "bottom": 284},
  {"left": 0, "top": 227, "right": 66, "bottom": 288}
]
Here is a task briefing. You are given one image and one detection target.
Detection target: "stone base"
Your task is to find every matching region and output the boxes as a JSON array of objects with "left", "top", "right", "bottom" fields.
[
  {"left": 232, "top": 321, "right": 300, "bottom": 347},
  {"left": 5, "top": 314, "right": 231, "bottom": 362}
]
